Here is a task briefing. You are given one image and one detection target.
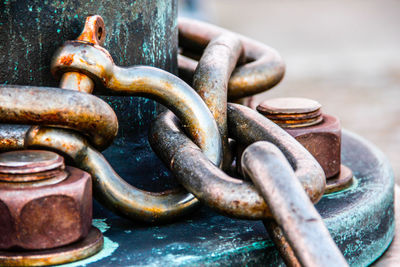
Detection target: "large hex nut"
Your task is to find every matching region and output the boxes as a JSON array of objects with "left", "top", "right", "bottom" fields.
[
  {"left": 285, "top": 114, "right": 341, "bottom": 178},
  {"left": 0, "top": 166, "right": 92, "bottom": 250},
  {"left": 257, "top": 98, "right": 342, "bottom": 179}
]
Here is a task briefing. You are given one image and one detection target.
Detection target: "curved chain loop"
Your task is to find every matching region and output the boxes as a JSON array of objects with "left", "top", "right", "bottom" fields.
[
  {"left": 51, "top": 17, "right": 221, "bottom": 166},
  {"left": 0, "top": 16, "right": 222, "bottom": 222},
  {"left": 0, "top": 125, "right": 199, "bottom": 222},
  {"left": 150, "top": 104, "right": 325, "bottom": 219},
  {"left": 178, "top": 18, "right": 285, "bottom": 100}
]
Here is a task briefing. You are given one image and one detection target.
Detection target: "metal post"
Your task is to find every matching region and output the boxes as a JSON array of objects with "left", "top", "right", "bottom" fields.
[{"left": 0, "top": 1, "right": 179, "bottom": 198}]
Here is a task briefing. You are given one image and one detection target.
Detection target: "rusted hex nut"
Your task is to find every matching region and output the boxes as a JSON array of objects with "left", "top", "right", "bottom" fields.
[
  {"left": 257, "top": 97, "right": 341, "bottom": 179},
  {"left": 0, "top": 150, "right": 92, "bottom": 250}
]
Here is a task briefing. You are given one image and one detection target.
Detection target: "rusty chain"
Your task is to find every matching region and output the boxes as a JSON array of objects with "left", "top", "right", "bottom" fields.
[{"left": 0, "top": 15, "right": 349, "bottom": 266}]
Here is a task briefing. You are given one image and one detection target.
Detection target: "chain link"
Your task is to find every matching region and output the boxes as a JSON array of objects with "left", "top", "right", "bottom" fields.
[{"left": 0, "top": 15, "right": 348, "bottom": 266}]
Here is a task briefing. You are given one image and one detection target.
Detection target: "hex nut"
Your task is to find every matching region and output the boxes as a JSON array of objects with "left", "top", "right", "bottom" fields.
[
  {"left": 285, "top": 114, "right": 341, "bottom": 178},
  {"left": 0, "top": 166, "right": 92, "bottom": 250}
]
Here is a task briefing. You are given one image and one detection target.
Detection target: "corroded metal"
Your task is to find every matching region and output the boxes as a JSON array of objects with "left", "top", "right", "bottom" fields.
[
  {"left": 325, "top": 165, "right": 354, "bottom": 194},
  {"left": 0, "top": 227, "right": 103, "bottom": 267},
  {"left": 258, "top": 97, "right": 342, "bottom": 179},
  {"left": 227, "top": 104, "right": 326, "bottom": 203},
  {"left": 0, "top": 150, "right": 65, "bottom": 182},
  {"left": 51, "top": 21, "right": 222, "bottom": 167},
  {"left": 59, "top": 15, "right": 103, "bottom": 93},
  {"left": 192, "top": 33, "right": 243, "bottom": 169},
  {"left": 0, "top": 0, "right": 179, "bottom": 204},
  {"left": 242, "top": 142, "right": 348, "bottom": 266},
  {"left": 178, "top": 18, "right": 285, "bottom": 100},
  {"left": 0, "top": 125, "right": 200, "bottom": 222},
  {"left": 0, "top": 150, "right": 92, "bottom": 250},
  {"left": 0, "top": 85, "right": 118, "bottom": 150},
  {"left": 42, "top": 15, "right": 222, "bottom": 221},
  {"left": 263, "top": 220, "right": 301, "bottom": 267},
  {"left": 149, "top": 103, "right": 325, "bottom": 219},
  {"left": 257, "top": 97, "right": 323, "bottom": 128}
]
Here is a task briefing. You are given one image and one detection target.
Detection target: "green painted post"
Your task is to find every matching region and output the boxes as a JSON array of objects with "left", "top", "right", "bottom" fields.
[{"left": 0, "top": 0, "right": 179, "bottom": 195}]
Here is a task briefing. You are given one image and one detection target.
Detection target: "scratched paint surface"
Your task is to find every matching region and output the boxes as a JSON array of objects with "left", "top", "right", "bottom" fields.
[
  {"left": 81, "top": 131, "right": 394, "bottom": 266},
  {"left": 0, "top": 0, "right": 179, "bottom": 192}
]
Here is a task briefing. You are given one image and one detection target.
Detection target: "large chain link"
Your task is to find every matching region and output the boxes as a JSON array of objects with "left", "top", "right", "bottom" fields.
[{"left": 0, "top": 15, "right": 348, "bottom": 266}]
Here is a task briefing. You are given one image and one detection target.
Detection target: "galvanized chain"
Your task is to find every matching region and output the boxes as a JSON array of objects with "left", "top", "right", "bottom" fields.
[{"left": 0, "top": 15, "right": 349, "bottom": 266}]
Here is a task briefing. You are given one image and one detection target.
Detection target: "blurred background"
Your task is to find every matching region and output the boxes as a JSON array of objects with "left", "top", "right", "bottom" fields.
[{"left": 179, "top": 0, "right": 400, "bottom": 182}]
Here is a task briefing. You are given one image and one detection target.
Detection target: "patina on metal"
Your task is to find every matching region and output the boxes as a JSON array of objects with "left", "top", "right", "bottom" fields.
[
  {"left": 50, "top": 18, "right": 222, "bottom": 167},
  {"left": 241, "top": 142, "right": 348, "bottom": 266},
  {"left": 178, "top": 18, "right": 285, "bottom": 100},
  {"left": 192, "top": 33, "right": 243, "bottom": 169},
  {"left": 0, "top": 150, "right": 93, "bottom": 250},
  {"left": 0, "top": 124, "right": 199, "bottom": 223},
  {"left": 0, "top": 0, "right": 179, "bottom": 200},
  {"left": 149, "top": 104, "right": 325, "bottom": 219},
  {"left": 42, "top": 15, "right": 222, "bottom": 222},
  {"left": 25, "top": 130, "right": 389, "bottom": 267}
]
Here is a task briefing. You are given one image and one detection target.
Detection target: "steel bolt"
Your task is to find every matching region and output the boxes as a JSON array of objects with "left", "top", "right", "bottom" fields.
[
  {"left": 257, "top": 97, "right": 341, "bottom": 179},
  {"left": 0, "top": 150, "right": 92, "bottom": 250}
]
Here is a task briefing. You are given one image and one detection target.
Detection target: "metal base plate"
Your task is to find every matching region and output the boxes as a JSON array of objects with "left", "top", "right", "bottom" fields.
[
  {"left": 0, "top": 227, "right": 103, "bottom": 266},
  {"left": 87, "top": 130, "right": 394, "bottom": 266}
]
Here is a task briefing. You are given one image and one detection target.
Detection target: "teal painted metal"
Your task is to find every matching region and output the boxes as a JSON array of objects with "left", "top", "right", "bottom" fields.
[
  {"left": 0, "top": 0, "right": 179, "bottom": 193},
  {"left": 89, "top": 130, "right": 394, "bottom": 266}
]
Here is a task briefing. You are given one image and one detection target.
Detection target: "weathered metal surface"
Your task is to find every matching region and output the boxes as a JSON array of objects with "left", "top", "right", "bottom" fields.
[
  {"left": 0, "top": 125, "right": 198, "bottom": 222},
  {"left": 227, "top": 103, "right": 325, "bottom": 203},
  {"left": 0, "top": 0, "right": 178, "bottom": 195},
  {"left": 0, "top": 227, "right": 103, "bottom": 266},
  {"left": 63, "top": 130, "right": 392, "bottom": 266},
  {"left": 258, "top": 97, "right": 341, "bottom": 179},
  {"left": 372, "top": 186, "right": 400, "bottom": 267},
  {"left": 43, "top": 14, "right": 221, "bottom": 221},
  {"left": 325, "top": 165, "right": 354, "bottom": 194},
  {"left": 51, "top": 28, "right": 222, "bottom": 167},
  {"left": 0, "top": 85, "right": 118, "bottom": 150},
  {"left": 263, "top": 220, "right": 301, "bottom": 267},
  {"left": 149, "top": 104, "right": 325, "bottom": 219},
  {"left": 178, "top": 18, "right": 285, "bottom": 100},
  {"left": 59, "top": 15, "right": 103, "bottom": 94},
  {"left": 0, "top": 150, "right": 92, "bottom": 250},
  {"left": 0, "top": 150, "right": 63, "bottom": 175},
  {"left": 192, "top": 34, "right": 243, "bottom": 169},
  {"left": 242, "top": 142, "right": 347, "bottom": 266},
  {"left": 0, "top": 150, "right": 65, "bottom": 182},
  {"left": 285, "top": 114, "right": 342, "bottom": 179},
  {"left": 257, "top": 97, "right": 323, "bottom": 128}
]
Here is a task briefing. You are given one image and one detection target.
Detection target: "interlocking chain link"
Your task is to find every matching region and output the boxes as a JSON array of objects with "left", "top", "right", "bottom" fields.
[{"left": 0, "top": 15, "right": 348, "bottom": 266}]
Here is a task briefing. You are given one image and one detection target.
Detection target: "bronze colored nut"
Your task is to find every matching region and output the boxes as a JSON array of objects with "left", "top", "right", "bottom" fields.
[
  {"left": 285, "top": 114, "right": 341, "bottom": 179},
  {"left": 0, "top": 150, "right": 92, "bottom": 250},
  {"left": 257, "top": 98, "right": 341, "bottom": 179}
]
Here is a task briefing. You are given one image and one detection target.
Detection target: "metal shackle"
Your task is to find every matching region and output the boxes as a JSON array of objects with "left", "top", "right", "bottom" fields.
[
  {"left": 0, "top": 15, "right": 222, "bottom": 222},
  {"left": 0, "top": 124, "right": 197, "bottom": 223},
  {"left": 51, "top": 16, "right": 222, "bottom": 166},
  {"left": 49, "top": 15, "right": 223, "bottom": 222},
  {"left": 178, "top": 18, "right": 285, "bottom": 100}
]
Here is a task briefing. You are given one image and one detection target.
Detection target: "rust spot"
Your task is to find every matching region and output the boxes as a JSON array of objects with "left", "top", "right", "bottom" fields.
[{"left": 60, "top": 55, "right": 74, "bottom": 66}]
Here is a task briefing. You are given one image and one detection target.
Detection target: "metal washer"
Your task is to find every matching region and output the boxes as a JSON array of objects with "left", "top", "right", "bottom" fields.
[{"left": 0, "top": 227, "right": 103, "bottom": 266}]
